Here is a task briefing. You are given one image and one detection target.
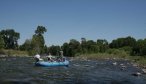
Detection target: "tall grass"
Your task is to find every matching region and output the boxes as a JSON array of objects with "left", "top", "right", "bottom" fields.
[
  {"left": 0, "top": 49, "right": 28, "bottom": 57},
  {"left": 79, "top": 49, "right": 128, "bottom": 60},
  {"left": 78, "top": 49, "right": 146, "bottom": 66}
]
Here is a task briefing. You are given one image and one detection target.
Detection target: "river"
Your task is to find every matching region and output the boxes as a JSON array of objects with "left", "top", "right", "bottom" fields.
[{"left": 0, "top": 57, "right": 146, "bottom": 84}]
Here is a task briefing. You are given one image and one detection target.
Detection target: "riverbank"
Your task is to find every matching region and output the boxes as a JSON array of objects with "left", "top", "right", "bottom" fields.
[
  {"left": 0, "top": 49, "right": 29, "bottom": 57},
  {"left": 75, "top": 53, "right": 146, "bottom": 69}
]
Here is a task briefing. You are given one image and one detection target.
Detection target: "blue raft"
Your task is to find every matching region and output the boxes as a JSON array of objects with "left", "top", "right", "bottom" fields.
[{"left": 35, "top": 60, "right": 69, "bottom": 67}]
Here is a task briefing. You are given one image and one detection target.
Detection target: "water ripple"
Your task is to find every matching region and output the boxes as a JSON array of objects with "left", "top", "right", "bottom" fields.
[{"left": 0, "top": 57, "right": 146, "bottom": 84}]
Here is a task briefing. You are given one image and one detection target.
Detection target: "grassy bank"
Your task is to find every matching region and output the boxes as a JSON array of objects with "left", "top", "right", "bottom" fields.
[
  {"left": 126, "top": 56, "right": 146, "bottom": 67},
  {"left": 79, "top": 53, "right": 127, "bottom": 60},
  {"left": 78, "top": 53, "right": 146, "bottom": 68},
  {"left": 0, "top": 49, "right": 29, "bottom": 57}
]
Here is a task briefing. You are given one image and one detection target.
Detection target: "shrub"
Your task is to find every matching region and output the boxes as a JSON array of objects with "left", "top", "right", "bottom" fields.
[
  {"left": 0, "top": 49, "right": 5, "bottom": 55},
  {"left": 106, "top": 49, "right": 128, "bottom": 58}
]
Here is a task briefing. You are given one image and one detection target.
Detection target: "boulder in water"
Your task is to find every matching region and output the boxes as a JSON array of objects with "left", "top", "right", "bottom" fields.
[
  {"left": 112, "top": 62, "right": 117, "bottom": 65},
  {"left": 142, "top": 69, "right": 146, "bottom": 74},
  {"left": 132, "top": 72, "right": 141, "bottom": 76}
]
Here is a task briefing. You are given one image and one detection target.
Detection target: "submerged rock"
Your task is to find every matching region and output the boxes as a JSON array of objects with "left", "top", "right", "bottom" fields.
[
  {"left": 142, "top": 69, "right": 146, "bottom": 74},
  {"left": 132, "top": 72, "right": 141, "bottom": 76},
  {"left": 112, "top": 62, "right": 117, "bottom": 65}
]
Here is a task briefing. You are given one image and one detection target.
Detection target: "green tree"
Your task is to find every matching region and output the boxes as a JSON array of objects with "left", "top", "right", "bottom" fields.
[
  {"left": 69, "top": 39, "right": 81, "bottom": 56},
  {"left": 86, "top": 40, "right": 96, "bottom": 53},
  {"left": 97, "top": 39, "right": 108, "bottom": 53},
  {"left": 35, "top": 26, "right": 47, "bottom": 35},
  {"left": 19, "top": 39, "right": 32, "bottom": 51},
  {"left": 31, "top": 34, "right": 45, "bottom": 53},
  {"left": 0, "top": 29, "right": 20, "bottom": 49},
  {"left": 48, "top": 45, "right": 61, "bottom": 56},
  {"left": 141, "top": 39, "right": 146, "bottom": 56},
  {"left": 132, "top": 39, "right": 146, "bottom": 56},
  {"left": 0, "top": 35, "right": 5, "bottom": 49},
  {"left": 43, "top": 45, "right": 48, "bottom": 54},
  {"left": 110, "top": 36, "right": 136, "bottom": 48},
  {"left": 81, "top": 38, "right": 88, "bottom": 53},
  {"left": 62, "top": 43, "right": 70, "bottom": 56},
  {"left": 31, "top": 26, "right": 47, "bottom": 54},
  {"left": 124, "top": 36, "right": 136, "bottom": 47}
]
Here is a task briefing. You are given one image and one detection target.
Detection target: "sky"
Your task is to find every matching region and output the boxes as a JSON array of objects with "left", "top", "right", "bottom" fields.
[{"left": 0, "top": 0, "right": 146, "bottom": 46}]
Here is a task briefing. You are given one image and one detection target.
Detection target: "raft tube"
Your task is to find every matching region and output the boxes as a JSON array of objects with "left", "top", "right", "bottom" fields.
[{"left": 35, "top": 60, "right": 69, "bottom": 67}]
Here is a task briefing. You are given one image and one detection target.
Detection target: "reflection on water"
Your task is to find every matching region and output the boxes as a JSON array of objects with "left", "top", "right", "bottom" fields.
[{"left": 0, "top": 57, "right": 146, "bottom": 84}]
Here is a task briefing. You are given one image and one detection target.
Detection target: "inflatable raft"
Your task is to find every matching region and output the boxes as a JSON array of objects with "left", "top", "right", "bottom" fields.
[{"left": 35, "top": 60, "right": 69, "bottom": 67}]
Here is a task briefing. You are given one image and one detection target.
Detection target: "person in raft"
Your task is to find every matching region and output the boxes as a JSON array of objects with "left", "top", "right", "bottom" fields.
[
  {"left": 34, "top": 54, "right": 43, "bottom": 62},
  {"left": 47, "top": 53, "right": 54, "bottom": 62},
  {"left": 57, "top": 50, "right": 65, "bottom": 62}
]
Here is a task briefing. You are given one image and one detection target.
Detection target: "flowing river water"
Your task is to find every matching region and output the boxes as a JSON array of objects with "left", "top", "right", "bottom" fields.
[{"left": 0, "top": 57, "right": 146, "bottom": 84}]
